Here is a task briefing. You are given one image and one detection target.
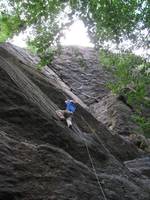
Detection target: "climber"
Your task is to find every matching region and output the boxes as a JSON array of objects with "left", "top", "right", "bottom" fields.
[{"left": 56, "top": 99, "right": 77, "bottom": 128}]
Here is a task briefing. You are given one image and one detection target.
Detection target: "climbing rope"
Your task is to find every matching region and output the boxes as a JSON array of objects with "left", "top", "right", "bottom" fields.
[
  {"left": 73, "top": 123, "right": 107, "bottom": 200},
  {"left": 0, "top": 56, "right": 59, "bottom": 119},
  {"left": 0, "top": 54, "right": 106, "bottom": 198},
  {"left": 80, "top": 115, "right": 108, "bottom": 152},
  {"left": 34, "top": 64, "right": 106, "bottom": 200},
  {"left": 83, "top": 136, "right": 107, "bottom": 200}
]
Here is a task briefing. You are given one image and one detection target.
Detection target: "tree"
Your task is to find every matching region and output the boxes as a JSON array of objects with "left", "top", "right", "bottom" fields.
[
  {"left": 0, "top": 12, "right": 23, "bottom": 42},
  {"left": 73, "top": 0, "right": 150, "bottom": 50},
  {"left": 0, "top": 0, "right": 149, "bottom": 51}
]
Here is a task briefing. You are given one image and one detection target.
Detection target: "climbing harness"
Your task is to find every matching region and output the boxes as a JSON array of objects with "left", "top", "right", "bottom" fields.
[{"left": 72, "top": 123, "right": 107, "bottom": 200}]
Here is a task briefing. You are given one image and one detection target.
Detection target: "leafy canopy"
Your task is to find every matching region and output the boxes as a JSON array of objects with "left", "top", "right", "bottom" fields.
[{"left": 0, "top": 0, "right": 149, "bottom": 51}]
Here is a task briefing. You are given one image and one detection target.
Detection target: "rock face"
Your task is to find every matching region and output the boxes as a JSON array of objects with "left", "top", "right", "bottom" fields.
[
  {"left": 51, "top": 46, "right": 112, "bottom": 105},
  {"left": 91, "top": 94, "right": 141, "bottom": 135},
  {"left": 50, "top": 46, "right": 144, "bottom": 136},
  {"left": 125, "top": 157, "right": 150, "bottom": 178},
  {"left": 125, "top": 156, "right": 150, "bottom": 192},
  {"left": 0, "top": 43, "right": 150, "bottom": 200}
]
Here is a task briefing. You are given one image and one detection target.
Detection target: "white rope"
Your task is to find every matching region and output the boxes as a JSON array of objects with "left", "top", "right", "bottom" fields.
[
  {"left": 0, "top": 56, "right": 59, "bottom": 119},
  {"left": 83, "top": 137, "right": 107, "bottom": 200},
  {"left": 73, "top": 124, "right": 107, "bottom": 200},
  {"left": 0, "top": 54, "right": 106, "bottom": 199}
]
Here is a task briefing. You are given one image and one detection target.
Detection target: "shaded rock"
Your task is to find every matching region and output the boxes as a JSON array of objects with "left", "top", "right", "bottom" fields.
[
  {"left": 129, "top": 134, "right": 150, "bottom": 152},
  {"left": 124, "top": 156, "right": 150, "bottom": 194},
  {"left": 0, "top": 43, "right": 149, "bottom": 200},
  {"left": 125, "top": 156, "right": 150, "bottom": 178},
  {"left": 50, "top": 46, "right": 144, "bottom": 137},
  {"left": 91, "top": 93, "right": 142, "bottom": 135},
  {"left": 51, "top": 46, "right": 112, "bottom": 105}
]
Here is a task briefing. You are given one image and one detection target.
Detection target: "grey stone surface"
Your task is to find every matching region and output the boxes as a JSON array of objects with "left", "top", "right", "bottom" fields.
[
  {"left": 51, "top": 46, "right": 112, "bottom": 105},
  {"left": 50, "top": 46, "right": 143, "bottom": 136},
  {"left": 0, "top": 43, "right": 149, "bottom": 200},
  {"left": 91, "top": 93, "right": 142, "bottom": 135}
]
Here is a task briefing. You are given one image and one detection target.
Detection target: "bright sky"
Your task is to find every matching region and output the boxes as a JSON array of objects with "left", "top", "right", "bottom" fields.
[
  {"left": 60, "top": 20, "right": 94, "bottom": 47},
  {"left": 9, "top": 20, "right": 149, "bottom": 59},
  {"left": 9, "top": 20, "right": 94, "bottom": 48}
]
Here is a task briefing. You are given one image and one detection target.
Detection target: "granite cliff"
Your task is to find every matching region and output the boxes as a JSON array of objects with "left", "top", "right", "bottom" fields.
[{"left": 0, "top": 43, "right": 149, "bottom": 200}]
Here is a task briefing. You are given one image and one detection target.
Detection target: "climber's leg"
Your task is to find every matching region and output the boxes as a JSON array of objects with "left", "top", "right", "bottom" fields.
[
  {"left": 63, "top": 111, "right": 73, "bottom": 128},
  {"left": 56, "top": 110, "right": 73, "bottom": 127},
  {"left": 66, "top": 116, "right": 72, "bottom": 128}
]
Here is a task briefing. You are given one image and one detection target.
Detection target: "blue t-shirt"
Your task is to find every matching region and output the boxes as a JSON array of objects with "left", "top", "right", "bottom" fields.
[{"left": 65, "top": 100, "right": 76, "bottom": 113}]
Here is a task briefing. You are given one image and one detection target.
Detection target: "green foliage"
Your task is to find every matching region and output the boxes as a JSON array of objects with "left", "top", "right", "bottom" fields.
[
  {"left": 133, "top": 115, "right": 150, "bottom": 138},
  {"left": 100, "top": 50, "right": 150, "bottom": 137},
  {"left": 37, "top": 47, "right": 55, "bottom": 68},
  {"left": 1, "top": 0, "right": 149, "bottom": 52},
  {"left": 27, "top": 32, "right": 58, "bottom": 68},
  {"left": 70, "top": 0, "right": 150, "bottom": 49},
  {"left": 0, "top": 0, "right": 65, "bottom": 52},
  {"left": 99, "top": 50, "right": 118, "bottom": 70},
  {"left": 26, "top": 44, "right": 38, "bottom": 54},
  {"left": 0, "top": 13, "right": 23, "bottom": 42}
]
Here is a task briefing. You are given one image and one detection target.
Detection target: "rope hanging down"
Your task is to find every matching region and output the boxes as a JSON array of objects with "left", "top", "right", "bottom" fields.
[
  {"left": 0, "top": 55, "right": 106, "bottom": 199},
  {"left": 0, "top": 56, "right": 59, "bottom": 119},
  {"left": 73, "top": 123, "right": 107, "bottom": 200}
]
